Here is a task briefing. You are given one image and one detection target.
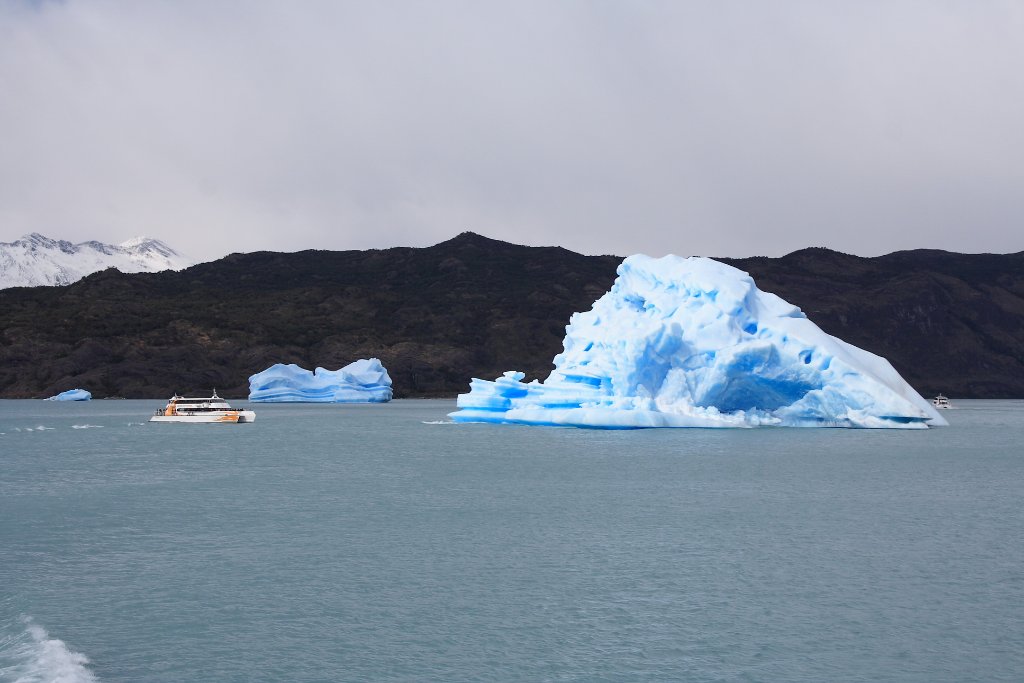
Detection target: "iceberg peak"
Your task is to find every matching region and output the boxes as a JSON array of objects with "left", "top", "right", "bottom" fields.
[{"left": 451, "top": 254, "right": 947, "bottom": 429}]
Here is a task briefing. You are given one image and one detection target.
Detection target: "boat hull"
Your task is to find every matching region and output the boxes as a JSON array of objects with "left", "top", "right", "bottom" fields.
[{"left": 150, "top": 410, "right": 256, "bottom": 424}]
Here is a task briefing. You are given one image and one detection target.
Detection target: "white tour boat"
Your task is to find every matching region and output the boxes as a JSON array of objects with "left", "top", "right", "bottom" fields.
[
  {"left": 150, "top": 390, "right": 256, "bottom": 423},
  {"left": 932, "top": 394, "right": 952, "bottom": 409}
]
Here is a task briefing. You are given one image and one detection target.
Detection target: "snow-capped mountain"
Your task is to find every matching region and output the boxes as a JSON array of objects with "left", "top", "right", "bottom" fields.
[{"left": 0, "top": 233, "right": 194, "bottom": 288}]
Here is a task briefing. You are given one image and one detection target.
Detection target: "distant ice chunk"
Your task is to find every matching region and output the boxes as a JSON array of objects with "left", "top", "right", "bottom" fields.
[
  {"left": 450, "top": 255, "right": 947, "bottom": 429},
  {"left": 248, "top": 359, "right": 393, "bottom": 403},
  {"left": 44, "top": 388, "right": 92, "bottom": 401}
]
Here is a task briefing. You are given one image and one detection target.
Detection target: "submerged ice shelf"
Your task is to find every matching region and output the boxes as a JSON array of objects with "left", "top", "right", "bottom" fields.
[
  {"left": 451, "top": 255, "right": 947, "bottom": 429},
  {"left": 248, "top": 358, "right": 393, "bottom": 403}
]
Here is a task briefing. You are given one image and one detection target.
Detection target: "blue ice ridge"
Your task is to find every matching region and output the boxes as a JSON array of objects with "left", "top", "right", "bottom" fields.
[{"left": 248, "top": 358, "right": 393, "bottom": 403}]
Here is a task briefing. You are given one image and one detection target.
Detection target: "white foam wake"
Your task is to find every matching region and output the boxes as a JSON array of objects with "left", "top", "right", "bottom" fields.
[
  {"left": 0, "top": 619, "right": 98, "bottom": 683},
  {"left": 70, "top": 425, "right": 103, "bottom": 430}
]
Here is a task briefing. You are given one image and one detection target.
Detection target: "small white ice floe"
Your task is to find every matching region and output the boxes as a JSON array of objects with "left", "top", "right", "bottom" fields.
[{"left": 44, "top": 388, "right": 92, "bottom": 401}]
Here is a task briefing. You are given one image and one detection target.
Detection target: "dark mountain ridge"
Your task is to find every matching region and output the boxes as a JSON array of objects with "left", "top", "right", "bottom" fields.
[{"left": 1, "top": 232, "right": 1022, "bottom": 398}]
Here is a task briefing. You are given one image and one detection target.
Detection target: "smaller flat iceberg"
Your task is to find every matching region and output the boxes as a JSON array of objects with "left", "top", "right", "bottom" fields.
[
  {"left": 248, "top": 359, "right": 393, "bottom": 403},
  {"left": 45, "top": 389, "right": 92, "bottom": 401}
]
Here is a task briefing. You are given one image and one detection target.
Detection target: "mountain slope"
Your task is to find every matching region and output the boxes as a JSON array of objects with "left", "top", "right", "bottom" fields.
[
  {"left": 0, "top": 233, "right": 193, "bottom": 288},
  {"left": 0, "top": 233, "right": 1021, "bottom": 398}
]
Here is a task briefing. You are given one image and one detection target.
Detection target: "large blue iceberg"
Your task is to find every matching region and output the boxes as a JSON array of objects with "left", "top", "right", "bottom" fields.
[
  {"left": 248, "top": 359, "right": 393, "bottom": 403},
  {"left": 451, "top": 255, "right": 947, "bottom": 429},
  {"left": 45, "top": 388, "right": 92, "bottom": 401}
]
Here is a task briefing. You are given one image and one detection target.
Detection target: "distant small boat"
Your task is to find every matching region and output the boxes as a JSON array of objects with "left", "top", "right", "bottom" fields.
[
  {"left": 932, "top": 394, "right": 952, "bottom": 409},
  {"left": 150, "top": 390, "right": 256, "bottom": 423}
]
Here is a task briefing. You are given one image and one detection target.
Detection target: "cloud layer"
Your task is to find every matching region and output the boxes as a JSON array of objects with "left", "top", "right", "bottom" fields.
[{"left": 2, "top": 1, "right": 1022, "bottom": 260}]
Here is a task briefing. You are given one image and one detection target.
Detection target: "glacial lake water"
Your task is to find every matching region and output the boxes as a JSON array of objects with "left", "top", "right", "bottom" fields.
[{"left": 1, "top": 398, "right": 1022, "bottom": 682}]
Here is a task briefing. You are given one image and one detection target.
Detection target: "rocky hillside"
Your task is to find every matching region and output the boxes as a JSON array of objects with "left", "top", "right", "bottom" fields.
[{"left": 0, "top": 233, "right": 1021, "bottom": 398}]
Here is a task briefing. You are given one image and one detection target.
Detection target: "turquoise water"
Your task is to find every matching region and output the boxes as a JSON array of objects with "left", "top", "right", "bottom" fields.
[{"left": 1, "top": 399, "right": 1022, "bottom": 682}]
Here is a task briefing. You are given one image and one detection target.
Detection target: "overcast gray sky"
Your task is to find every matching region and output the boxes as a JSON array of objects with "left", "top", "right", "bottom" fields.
[{"left": 1, "top": 0, "right": 1022, "bottom": 262}]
